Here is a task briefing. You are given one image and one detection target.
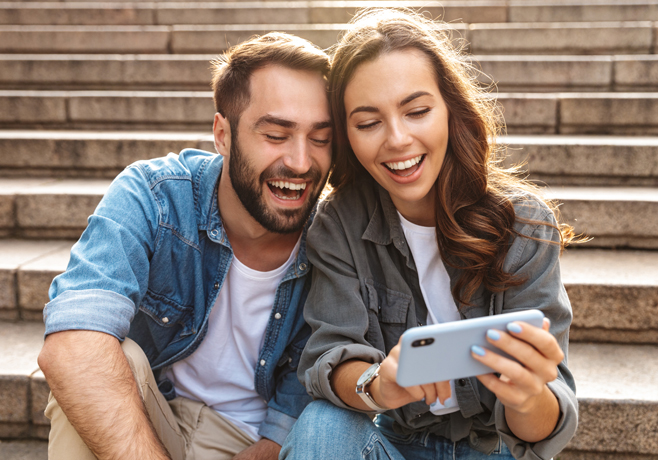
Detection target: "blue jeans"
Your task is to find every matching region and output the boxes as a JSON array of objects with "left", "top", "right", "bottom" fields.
[{"left": 280, "top": 400, "right": 514, "bottom": 460}]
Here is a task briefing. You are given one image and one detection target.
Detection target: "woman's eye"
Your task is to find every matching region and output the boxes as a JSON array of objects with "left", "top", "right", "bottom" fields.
[
  {"left": 356, "top": 121, "right": 380, "bottom": 131},
  {"left": 408, "top": 108, "right": 431, "bottom": 118},
  {"left": 266, "top": 134, "right": 286, "bottom": 141}
]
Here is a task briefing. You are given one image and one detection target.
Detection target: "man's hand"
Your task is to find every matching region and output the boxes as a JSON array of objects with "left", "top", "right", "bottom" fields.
[{"left": 233, "top": 438, "right": 281, "bottom": 460}]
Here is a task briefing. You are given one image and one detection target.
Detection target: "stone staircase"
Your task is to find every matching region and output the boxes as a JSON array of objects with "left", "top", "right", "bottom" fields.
[{"left": 0, "top": 1, "right": 657, "bottom": 458}]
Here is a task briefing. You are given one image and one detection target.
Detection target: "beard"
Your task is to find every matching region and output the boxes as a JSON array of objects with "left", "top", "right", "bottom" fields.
[{"left": 228, "top": 135, "right": 326, "bottom": 234}]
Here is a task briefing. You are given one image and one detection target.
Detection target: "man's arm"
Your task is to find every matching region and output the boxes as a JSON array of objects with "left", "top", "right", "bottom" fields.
[
  {"left": 38, "top": 330, "right": 171, "bottom": 460},
  {"left": 232, "top": 438, "right": 280, "bottom": 460}
]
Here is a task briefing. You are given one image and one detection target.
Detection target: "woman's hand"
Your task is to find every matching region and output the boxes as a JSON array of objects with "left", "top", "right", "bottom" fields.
[
  {"left": 470, "top": 317, "right": 563, "bottom": 441},
  {"left": 372, "top": 338, "right": 451, "bottom": 410}
]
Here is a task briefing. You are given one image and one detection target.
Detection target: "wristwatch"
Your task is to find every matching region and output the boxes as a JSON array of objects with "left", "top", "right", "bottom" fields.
[{"left": 355, "top": 363, "right": 388, "bottom": 412}]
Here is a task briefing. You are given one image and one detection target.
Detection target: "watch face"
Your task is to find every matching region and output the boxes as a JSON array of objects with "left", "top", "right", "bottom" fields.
[{"left": 357, "top": 363, "right": 380, "bottom": 387}]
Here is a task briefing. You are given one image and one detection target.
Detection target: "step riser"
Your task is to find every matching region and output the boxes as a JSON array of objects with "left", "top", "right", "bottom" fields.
[
  {"left": 3, "top": 188, "right": 658, "bottom": 246},
  {"left": 2, "top": 3, "right": 658, "bottom": 26},
  {"left": 0, "top": 23, "right": 654, "bottom": 55},
  {"left": 2, "top": 241, "right": 657, "bottom": 346},
  {"left": 2, "top": 136, "right": 657, "bottom": 186},
  {"left": 3, "top": 93, "right": 658, "bottom": 135},
  {"left": 3, "top": 56, "right": 658, "bottom": 92},
  {"left": 0, "top": 136, "right": 214, "bottom": 179},
  {"left": 566, "top": 400, "right": 658, "bottom": 456}
]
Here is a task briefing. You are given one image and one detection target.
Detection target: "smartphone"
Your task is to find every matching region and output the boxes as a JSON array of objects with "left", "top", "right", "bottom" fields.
[{"left": 396, "top": 309, "right": 545, "bottom": 387}]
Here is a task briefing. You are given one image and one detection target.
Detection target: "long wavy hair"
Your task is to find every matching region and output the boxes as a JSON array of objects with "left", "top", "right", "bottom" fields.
[{"left": 329, "top": 8, "right": 576, "bottom": 306}]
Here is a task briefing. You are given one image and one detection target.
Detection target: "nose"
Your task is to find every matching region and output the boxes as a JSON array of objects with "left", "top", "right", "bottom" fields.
[
  {"left": 282, "top": 137, "right": 312, "bottom": 174},
  {"left": 385, "top": 118, "right": 413, "bottom": 151}
]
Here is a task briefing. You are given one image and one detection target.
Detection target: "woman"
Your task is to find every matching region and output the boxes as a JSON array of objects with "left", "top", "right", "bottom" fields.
[{"left": 281, "top": 9, "right": 578, "bottom": 460}]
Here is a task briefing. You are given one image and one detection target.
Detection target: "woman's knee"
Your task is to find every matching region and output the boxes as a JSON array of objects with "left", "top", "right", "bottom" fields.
[{"left": 281, "top": 400, "right": 382, "bottom": 458}]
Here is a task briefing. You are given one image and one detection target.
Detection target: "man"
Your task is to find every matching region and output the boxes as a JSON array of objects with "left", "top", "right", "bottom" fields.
[{"left": 38, "top": 32, "right": 333, "bottom": 460}]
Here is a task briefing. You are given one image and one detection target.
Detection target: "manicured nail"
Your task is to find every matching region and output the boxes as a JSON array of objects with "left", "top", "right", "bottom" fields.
[
  {"left": 471, "top": 345, "right": 486, "bottom": 356},
  {"left": 487, "top": 329, "right": 501, "bottom": 341},
  {"left": 507, "top": 322, "right": 523, "bottom": 334},
  {"left": 443, "top": 397, "right": 452, "bottom": 406}
]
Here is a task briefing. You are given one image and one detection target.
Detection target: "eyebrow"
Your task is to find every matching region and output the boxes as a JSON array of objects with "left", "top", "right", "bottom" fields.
[
  {"left": 348, "top": 91, "right": 434, "bottom": 118},
  {"left": 254, "top": 115, "right": 332, "bottom": 131},
  {"left": 254, "top": 114, "right": 296, "bottom": 130}
]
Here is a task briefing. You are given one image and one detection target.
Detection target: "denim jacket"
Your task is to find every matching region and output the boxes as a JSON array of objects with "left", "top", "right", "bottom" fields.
[
  {"left": 300, "top": 178, "right": 578, "bottom": 460},
  {"left": 45, "top": 149, "right": 313, "bottom": 445}
]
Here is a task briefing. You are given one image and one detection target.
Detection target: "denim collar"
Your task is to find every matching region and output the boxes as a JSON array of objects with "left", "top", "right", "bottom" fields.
[
  {"left": 361, "top": 181, "right": 461, "bottom": 293},
  {"left": 194, "top": 153, "right": 313, "bottom": 280}
]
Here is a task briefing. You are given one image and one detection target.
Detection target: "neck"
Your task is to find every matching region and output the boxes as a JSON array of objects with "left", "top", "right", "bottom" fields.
[{"left": 217, "top": 167, "right": 301, "bottom": 271}]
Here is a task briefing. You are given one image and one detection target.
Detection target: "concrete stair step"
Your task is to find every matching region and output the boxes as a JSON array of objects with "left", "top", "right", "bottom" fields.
[
  {"left": 3, "top": 54, "right": 657, "bottom": 92},
  {"left": 1, "top": 132, "right": 657, "bottom": 186},
  {"left": 500, "top": 135, "right": 658, "bottom": 187},
  {"left": 4, "top": 182, "right": 658, "bottom": 246},
  {"left": 0, "top": 131, "right": 214, "bottom": 178},
  {"left": 1, "top": 231, "right": 657, "bottom": 344},
  {"left": 2, "top": 90, "right": 658, "bottom": 134},
  {"left": 0, "top": 319, "right": 655, "bottom": 457},
  {"left": 0, "top": 440, "right": 47, "bottom": 460},
  {"left": 3, "top": 1, "right": 658, "bottom": 26},
  {"left": 0, "top": 21, "right": 654, "bottom": 54},
  {"left": 0, "top": 1, "right": 509, "bottom": 26},
  {"left": 545, "top": 186, "right": 658, "bottom": 248},
  {"left": 6, "top": 1, "right": 658, "bottom": 26}
]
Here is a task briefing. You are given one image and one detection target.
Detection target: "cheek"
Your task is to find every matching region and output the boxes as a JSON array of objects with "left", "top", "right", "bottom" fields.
[{"left": 347, "top": 131, "right": 374, "bottom": 166}]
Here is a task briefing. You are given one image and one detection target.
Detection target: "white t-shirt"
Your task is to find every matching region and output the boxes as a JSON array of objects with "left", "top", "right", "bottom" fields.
[
  {"left": 165, "top": 238, "right": 300, "bottom": 441},
  {"left": 398, "top": 212, "right": 461, "bottom": 415}
]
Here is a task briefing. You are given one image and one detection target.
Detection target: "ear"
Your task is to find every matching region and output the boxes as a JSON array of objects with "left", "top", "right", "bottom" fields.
[{"left": 213, "top": 112, "right": 232, "bottom": 157}]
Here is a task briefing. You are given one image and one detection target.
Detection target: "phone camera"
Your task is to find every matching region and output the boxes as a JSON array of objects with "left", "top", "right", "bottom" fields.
[{"left": 411, "top": 338, "right": 434, "bottom": 347}]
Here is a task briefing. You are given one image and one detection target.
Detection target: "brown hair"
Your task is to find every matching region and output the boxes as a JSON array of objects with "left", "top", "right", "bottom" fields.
[
  {"left": 211, "top": 32, "right": 330, "bottom": 126},
  {"left": 329, "top": 9, "right": 576, "bottom": 306}
]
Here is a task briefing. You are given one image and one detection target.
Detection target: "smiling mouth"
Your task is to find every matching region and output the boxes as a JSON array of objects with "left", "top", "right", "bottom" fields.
[
  {"left": 383, "top": 155, "right": 425, "bottom": 177},
  {"left": 267, "top": 180, "right": 307, "bottom": 201}
]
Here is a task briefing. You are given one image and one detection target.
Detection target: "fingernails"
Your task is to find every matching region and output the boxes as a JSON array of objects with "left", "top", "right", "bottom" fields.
[
  {"left": 486, "top": 329, "right": 501, "bottom": 341},
  {"left": 471, "top": 345, "right": 486, "bottom": 356},
  {"left": 507, "top": 322, "right": 523, "bottom": 334},
  {"left": 443, "top": 397, "right": 452, "bottom": 406}
]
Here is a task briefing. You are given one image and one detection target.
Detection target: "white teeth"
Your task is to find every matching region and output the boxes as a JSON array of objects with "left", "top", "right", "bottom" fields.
[
  {"left": 268, "top": 180, "right": 307, "bottom": 191},
  {"left": 385, "top": 155, "right": 423, "bottom": 170}
]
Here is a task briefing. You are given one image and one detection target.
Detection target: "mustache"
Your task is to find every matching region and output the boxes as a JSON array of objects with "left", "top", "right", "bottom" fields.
[{"left": 259, "top": 165, "right": 323, "bottom": 184}]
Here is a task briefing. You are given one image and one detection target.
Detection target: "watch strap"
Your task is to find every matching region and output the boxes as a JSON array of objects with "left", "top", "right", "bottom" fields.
[{"left": 356, "top": 363, "right": 388, "bottom": 412}]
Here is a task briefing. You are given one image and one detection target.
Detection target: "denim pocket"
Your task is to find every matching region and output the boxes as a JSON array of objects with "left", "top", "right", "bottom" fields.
[
  {"left": 139, "top": 289, "right": 195, "bottom": 345},
  {"left": 365, "top": 280, "right": 411, "bottom": 354}
]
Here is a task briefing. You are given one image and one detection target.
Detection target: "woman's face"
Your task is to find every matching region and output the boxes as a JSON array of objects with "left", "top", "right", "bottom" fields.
[{"left": 343, "top": 49, "right": 449, "bottom": 226}]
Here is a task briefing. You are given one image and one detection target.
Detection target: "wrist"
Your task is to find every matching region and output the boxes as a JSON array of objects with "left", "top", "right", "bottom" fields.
[{"left": 368, "top": 375, "right": 390, "bottom": 411}]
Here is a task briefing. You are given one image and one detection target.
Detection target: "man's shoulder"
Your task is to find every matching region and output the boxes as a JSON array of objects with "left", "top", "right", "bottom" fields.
[{"left": 129, "top": 148, "right": 219, "bottom": 185}]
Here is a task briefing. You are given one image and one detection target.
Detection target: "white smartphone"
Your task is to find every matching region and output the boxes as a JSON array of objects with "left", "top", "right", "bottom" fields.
[{"left": 396, "top": 309, "right": 545, "bottom": 387}]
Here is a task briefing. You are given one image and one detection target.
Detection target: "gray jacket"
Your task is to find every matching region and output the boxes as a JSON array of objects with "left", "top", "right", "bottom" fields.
[{"left": 299, "top": 178, "right": 578, "bottom": 460}]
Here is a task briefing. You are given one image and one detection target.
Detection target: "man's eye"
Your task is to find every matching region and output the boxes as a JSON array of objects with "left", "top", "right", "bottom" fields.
[
  {"left": 311, "top": 138, "right": 331, "bottom": 145},
  {"left": 356, "top": 121, "right": 380, "bottom": 131}
]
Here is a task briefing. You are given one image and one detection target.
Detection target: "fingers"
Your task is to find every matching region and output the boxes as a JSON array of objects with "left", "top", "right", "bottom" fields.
[{"left": 505, "top": 320, "right": 565, "bottom": 366}]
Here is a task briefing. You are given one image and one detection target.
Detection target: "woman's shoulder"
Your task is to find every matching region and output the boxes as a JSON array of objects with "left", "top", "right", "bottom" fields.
[{"left": 508, "top": 190, "right": 556, "bottom": 225}]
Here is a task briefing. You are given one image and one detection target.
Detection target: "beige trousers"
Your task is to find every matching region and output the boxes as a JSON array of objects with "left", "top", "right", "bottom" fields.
[{"left": 45, "top": 338, "right": 255, "bottom": 460}]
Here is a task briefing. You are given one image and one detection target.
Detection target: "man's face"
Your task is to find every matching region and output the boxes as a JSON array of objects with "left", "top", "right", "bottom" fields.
[{"left": 226, "top": 65, "right": 332, "bottom": 234}]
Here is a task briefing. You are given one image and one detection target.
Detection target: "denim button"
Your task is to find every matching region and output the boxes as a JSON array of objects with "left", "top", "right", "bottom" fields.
[
  {"left": 214, "top": 282, "right": 219, "bottom": 289},
  {"left": 260, "top": 359, "right": 266, "bottom": 366},
  {"left": 298, "top": 263, "right": 307, "bottom": 271},
  {"left": 274, "top": 313, "right": 282, "bottom": 319},
  {"left": 458, "top": 378, "right": 467, "bottom": 386},
  {"left": 210, "top": 229, "right": 218, "bottom": 237},
  {"left": 162, "top": 317, "right": 169, "bottom": 324}
]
